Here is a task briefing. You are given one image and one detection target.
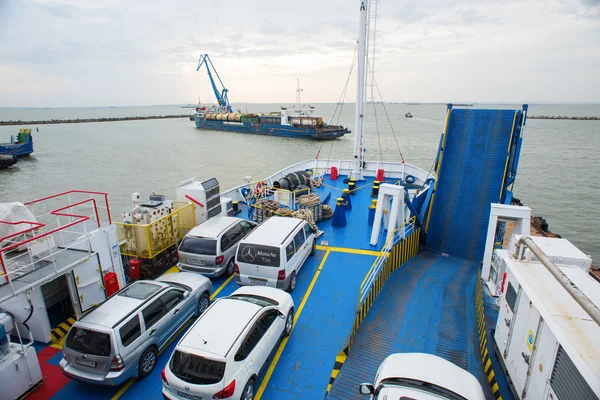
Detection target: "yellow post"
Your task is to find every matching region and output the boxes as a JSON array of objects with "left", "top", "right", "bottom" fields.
[{"left": 145, "top": 225, "right": 152, "bottom": 259}]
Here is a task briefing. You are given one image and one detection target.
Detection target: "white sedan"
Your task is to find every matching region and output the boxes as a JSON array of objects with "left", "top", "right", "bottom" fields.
[{"left": 359, "top": 353, "right": 486, "bottom": 400}]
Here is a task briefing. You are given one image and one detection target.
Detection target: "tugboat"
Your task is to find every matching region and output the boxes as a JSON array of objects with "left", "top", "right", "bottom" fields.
[
  {"left": 0, "top": 128, "right": 34, "bottom": 168},
  {"left": 405, "top": 112, "right": 413, "bottom": 118},
  {"left": 193, "top": 54, "right": 350, "bottom": 140},
  {"left": 0, "top": 128, "right": 34, "bottom": 158}
]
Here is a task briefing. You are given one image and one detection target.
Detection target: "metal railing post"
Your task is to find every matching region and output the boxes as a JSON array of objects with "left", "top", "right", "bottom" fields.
[{"left": 48, "top": 235, "right": 58, "bottom": 274}]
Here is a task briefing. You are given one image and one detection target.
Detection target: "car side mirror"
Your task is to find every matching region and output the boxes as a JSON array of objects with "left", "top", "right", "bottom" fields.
[
  {"left": 278, "top": 311, "right": 286, "bottom": 319},
  {"left": 359, "top": 383, "right": 375, "bottom": 395},
  {"left": 183, "top": 292, "right": 190, "bottom": 298}
]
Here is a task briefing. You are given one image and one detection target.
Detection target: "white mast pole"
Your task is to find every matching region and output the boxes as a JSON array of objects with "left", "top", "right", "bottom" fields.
[
  {"left": 296, "top": 77, "right": 301, "bottom": 106},
  {"left": 352, "top": 0, "right": 368, "bottom": 180}
]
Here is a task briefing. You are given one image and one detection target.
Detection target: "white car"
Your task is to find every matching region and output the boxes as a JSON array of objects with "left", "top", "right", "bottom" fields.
[
  {"left": 162, "top": 286, "right": 294, "bottom": 400},
  {"left": 235, "top": 216, "right": 316, "bottom": 292},
  {"left": 359, "top": 353, "right": 486, "bottom": 400}
]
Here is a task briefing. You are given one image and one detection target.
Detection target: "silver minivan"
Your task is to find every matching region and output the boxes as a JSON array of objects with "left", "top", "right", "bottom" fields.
[
  {"left": 60, "top": 272, "right": 212, "bottom": 386},
  {"left": 178, "top": 216, "right": 257, "bottom": 277},
  {"left": 235, "top": 217, "right": 316, "bottom": 292}
]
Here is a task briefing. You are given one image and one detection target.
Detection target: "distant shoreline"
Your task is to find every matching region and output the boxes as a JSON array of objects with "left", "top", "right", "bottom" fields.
[
  {"left": 1, "top": 114, "right": 598, "bottom": 126},
  {"left": 0, "top": 114, "right": 191, "bottom": 126},
  {"left": 528, "top": 115, "right": 599, "bottom": 120}
]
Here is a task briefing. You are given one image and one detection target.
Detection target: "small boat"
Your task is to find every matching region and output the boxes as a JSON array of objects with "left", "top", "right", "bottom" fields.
[
  {"left": 0, "top": 155, "right": 18, "bottom": 169},
  {"left": 405, "top": 112, "right": 413, "bottom": 118},
  {"left": 0, "top": 128, "right": 34, "bottom": 158}
]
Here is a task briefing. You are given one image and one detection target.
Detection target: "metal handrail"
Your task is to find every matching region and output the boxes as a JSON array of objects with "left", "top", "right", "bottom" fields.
[
  {"left": 115, "top": 202, "right": 195, "bottom": 259},
  {"left": 516, "top": 236, "right": 600, "bottom": 326},
  {"left": 0, "top": 190, "right": 111, "bottom": 281},
  {"left": 23, "top": 189, "right": 112, "bottom": 224},
  {"left": 359, "top": 216, "right": 416, "bottom": 305}
]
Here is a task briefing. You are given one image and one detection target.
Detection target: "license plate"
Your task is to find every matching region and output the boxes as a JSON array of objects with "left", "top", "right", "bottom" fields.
[
  {"left": 188, "top": 258, "right": 205, "bottom": 266},
  {"left": 249, "top": 278, "right": 267, "bottom": 285},
  {"left": 177, "top": 390, "right": 203, "bottom": 400},
  {"left": 75, "top": 358, "right": 96, "bottom": 368}
]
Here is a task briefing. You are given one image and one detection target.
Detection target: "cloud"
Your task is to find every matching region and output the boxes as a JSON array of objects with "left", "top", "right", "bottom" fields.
[{"left": 0, "top": 0, "right": 599, "bottom": 106}]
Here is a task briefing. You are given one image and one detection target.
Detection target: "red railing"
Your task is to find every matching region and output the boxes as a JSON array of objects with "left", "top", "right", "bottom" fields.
[
  {"left": 24, "top": 190, "right": 112, "bottom": 224},
  {"left": 0, "top": 190, "right": 112, "bottom": 282}
]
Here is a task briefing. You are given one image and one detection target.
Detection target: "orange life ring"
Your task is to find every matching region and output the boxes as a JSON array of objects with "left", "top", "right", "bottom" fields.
[{"left": 253, "top": 182, "right": 266, "bottom": 195}]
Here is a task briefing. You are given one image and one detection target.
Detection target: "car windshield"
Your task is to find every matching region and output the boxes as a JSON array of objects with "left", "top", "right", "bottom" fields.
[
  {"left": 378, "top": 378, "right": 467, "bottom": 400},
  {"left": 179, "top": 236, "right": 217, "bottom": 255},
  {"left": 236, "top": 243, "right": 280, "bottom": 267},
  {"left": 65, "top": 327, "right": 111, "bottom": 357},
  {"left": 229, "top": 294, "right": 279, "bottom": 307},
  {"left": 170, "top": 350, "right": 225, "bottom": 385}
]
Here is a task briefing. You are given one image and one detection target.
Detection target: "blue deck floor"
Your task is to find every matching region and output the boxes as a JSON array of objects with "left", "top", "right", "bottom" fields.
[
  {"left": 327, "top": 250, "right": 494, "bottom": 400},
  {"left": 44, "top": 174, "right": 387, "bottom": 399},
  {"left": 34, "top": 173, "right": 515, "bottom": 400}
]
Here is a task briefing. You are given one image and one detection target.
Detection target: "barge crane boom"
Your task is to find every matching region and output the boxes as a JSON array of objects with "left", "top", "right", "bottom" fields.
[{"left": 196, "top": 54, "right": 232, "bottom": 112}]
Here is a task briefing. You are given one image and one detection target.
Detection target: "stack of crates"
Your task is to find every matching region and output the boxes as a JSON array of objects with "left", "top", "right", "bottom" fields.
[
  {"left": 251, "top": 204, "right": 268, "bottom": 223},
  {"left": 251, "top": 204, "right": 293, "bottom": 223}
]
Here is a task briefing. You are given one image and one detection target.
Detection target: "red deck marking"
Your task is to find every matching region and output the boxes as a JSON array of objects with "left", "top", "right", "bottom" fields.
[{"left": 27, "top": 346, "right": 72, "bottom": 400}]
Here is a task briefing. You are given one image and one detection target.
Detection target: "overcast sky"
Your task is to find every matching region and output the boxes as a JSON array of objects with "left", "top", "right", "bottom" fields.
[{"left": 1, "top": 0, "right": 599, "bottom": 107}]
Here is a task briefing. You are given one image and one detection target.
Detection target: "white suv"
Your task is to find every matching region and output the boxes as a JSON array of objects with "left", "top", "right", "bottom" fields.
[{"left": 162, "top": 286, "right": 294, "bottom": 400}]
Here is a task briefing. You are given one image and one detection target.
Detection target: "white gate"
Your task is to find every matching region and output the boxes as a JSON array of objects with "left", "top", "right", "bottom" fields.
[{"left": 72, "top": 253, "right": 106, "bottom": 313}]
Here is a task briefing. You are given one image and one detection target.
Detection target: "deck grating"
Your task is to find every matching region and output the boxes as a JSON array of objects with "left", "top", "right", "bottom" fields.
[
  {"left": 327, "top": 251, "right": 481, "bottom": 400},
  {"left": 327, "top": 252, "right": 438, "bottom": 400}
]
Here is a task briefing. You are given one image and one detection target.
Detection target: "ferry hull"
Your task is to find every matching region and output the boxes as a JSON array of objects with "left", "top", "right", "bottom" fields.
[
  {"left": 0, "top": 142, "right": 33, "bottom": 157},
  {"left": 195, "top": 118, "right": 349, "bottom": 140}
]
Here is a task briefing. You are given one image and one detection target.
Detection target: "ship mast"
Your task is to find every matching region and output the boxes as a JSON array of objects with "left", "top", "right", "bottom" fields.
[
  {"left": 296, "top": 78, "right": 302, "bottom": 106},
  {"left": 351, "top": 0, "right": 368, "bottom": 180}
]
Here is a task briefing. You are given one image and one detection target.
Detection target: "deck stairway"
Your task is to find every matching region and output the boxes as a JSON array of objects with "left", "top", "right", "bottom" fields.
[
  {"left": 327, "top": 251, "right": 489, "bottom": 399},
  {"left": 425, "top": 106, "right": 527, "bottom": 261}
]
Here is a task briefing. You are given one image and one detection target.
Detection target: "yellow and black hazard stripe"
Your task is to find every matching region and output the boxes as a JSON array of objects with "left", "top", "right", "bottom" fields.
[
  {"left": 475, "top": 278, "right": 502, "bottom": 400},
  {"left": 324, "top": 228, "right": 421, "bottom": 398},
  {"left": 50, "top": 316, "right": 76, "bottom": 344},
  {"left": 356, "top": 229, "right": 420, "bottom": 331},
  {"left": 326, "top": 347, "right": 348, "bottom": 394}
]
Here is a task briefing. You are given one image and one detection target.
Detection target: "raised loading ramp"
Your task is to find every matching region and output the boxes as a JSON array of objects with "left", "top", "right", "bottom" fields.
[
  {"left": 426, "top": 106, "right": 526, "bottom": 261},
  {"left": 327, "top": 251, "right": 491, "bottom": 399}
]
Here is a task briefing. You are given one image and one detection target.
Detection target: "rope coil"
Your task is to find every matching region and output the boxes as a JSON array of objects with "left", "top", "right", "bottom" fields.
[
  {"left": 322, "top": 204, "right": 333, "bottom": 220},
  {"left": 255, "top": 195, "right": 322, "bottom": 231},
  {"left": 298, "top": 193, "right": 321, "bottom": 206},
  {"left": 292, "top": 208, "right": 317, "bottom": 232}
]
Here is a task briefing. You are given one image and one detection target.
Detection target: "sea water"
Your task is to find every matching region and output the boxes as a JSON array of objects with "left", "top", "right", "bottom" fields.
[{"left": 1, "top": 103, "right": 598, "bottom": 263}]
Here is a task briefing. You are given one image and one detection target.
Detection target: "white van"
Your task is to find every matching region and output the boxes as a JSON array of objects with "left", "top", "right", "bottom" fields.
[{"left": 235, "top": 217, "right": 316, "bottom": 292}]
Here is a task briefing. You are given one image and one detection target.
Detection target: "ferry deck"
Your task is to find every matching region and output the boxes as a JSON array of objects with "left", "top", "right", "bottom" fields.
[
  {"left": 15, "top": 105, "right": 530, "bottom": 400},
  {"left": 26, "top": 175, "right": 509, "bottom": 400}
]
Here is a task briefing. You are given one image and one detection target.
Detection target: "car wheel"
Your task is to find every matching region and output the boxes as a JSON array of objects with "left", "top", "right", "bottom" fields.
[
  {"left": 138, "top": 347, "right": 157, "bottom": 378},
  {"left": 287, "top": 272, "right": 296, "bottom": 293},
  {"left": 197, "top": 293, "right": 210, "bottom": 316},
  {"left": 225, "top": 258, "right": 235, "bottom": 276},
  {"left": 241, "top": 379, "right": 255, "bottom": 400},
  {"left": 283, "top": 307, "right": 294, "bottom": 337},
  {"left": 310, "top": 239, "right": 316, "bottom": 256}
]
